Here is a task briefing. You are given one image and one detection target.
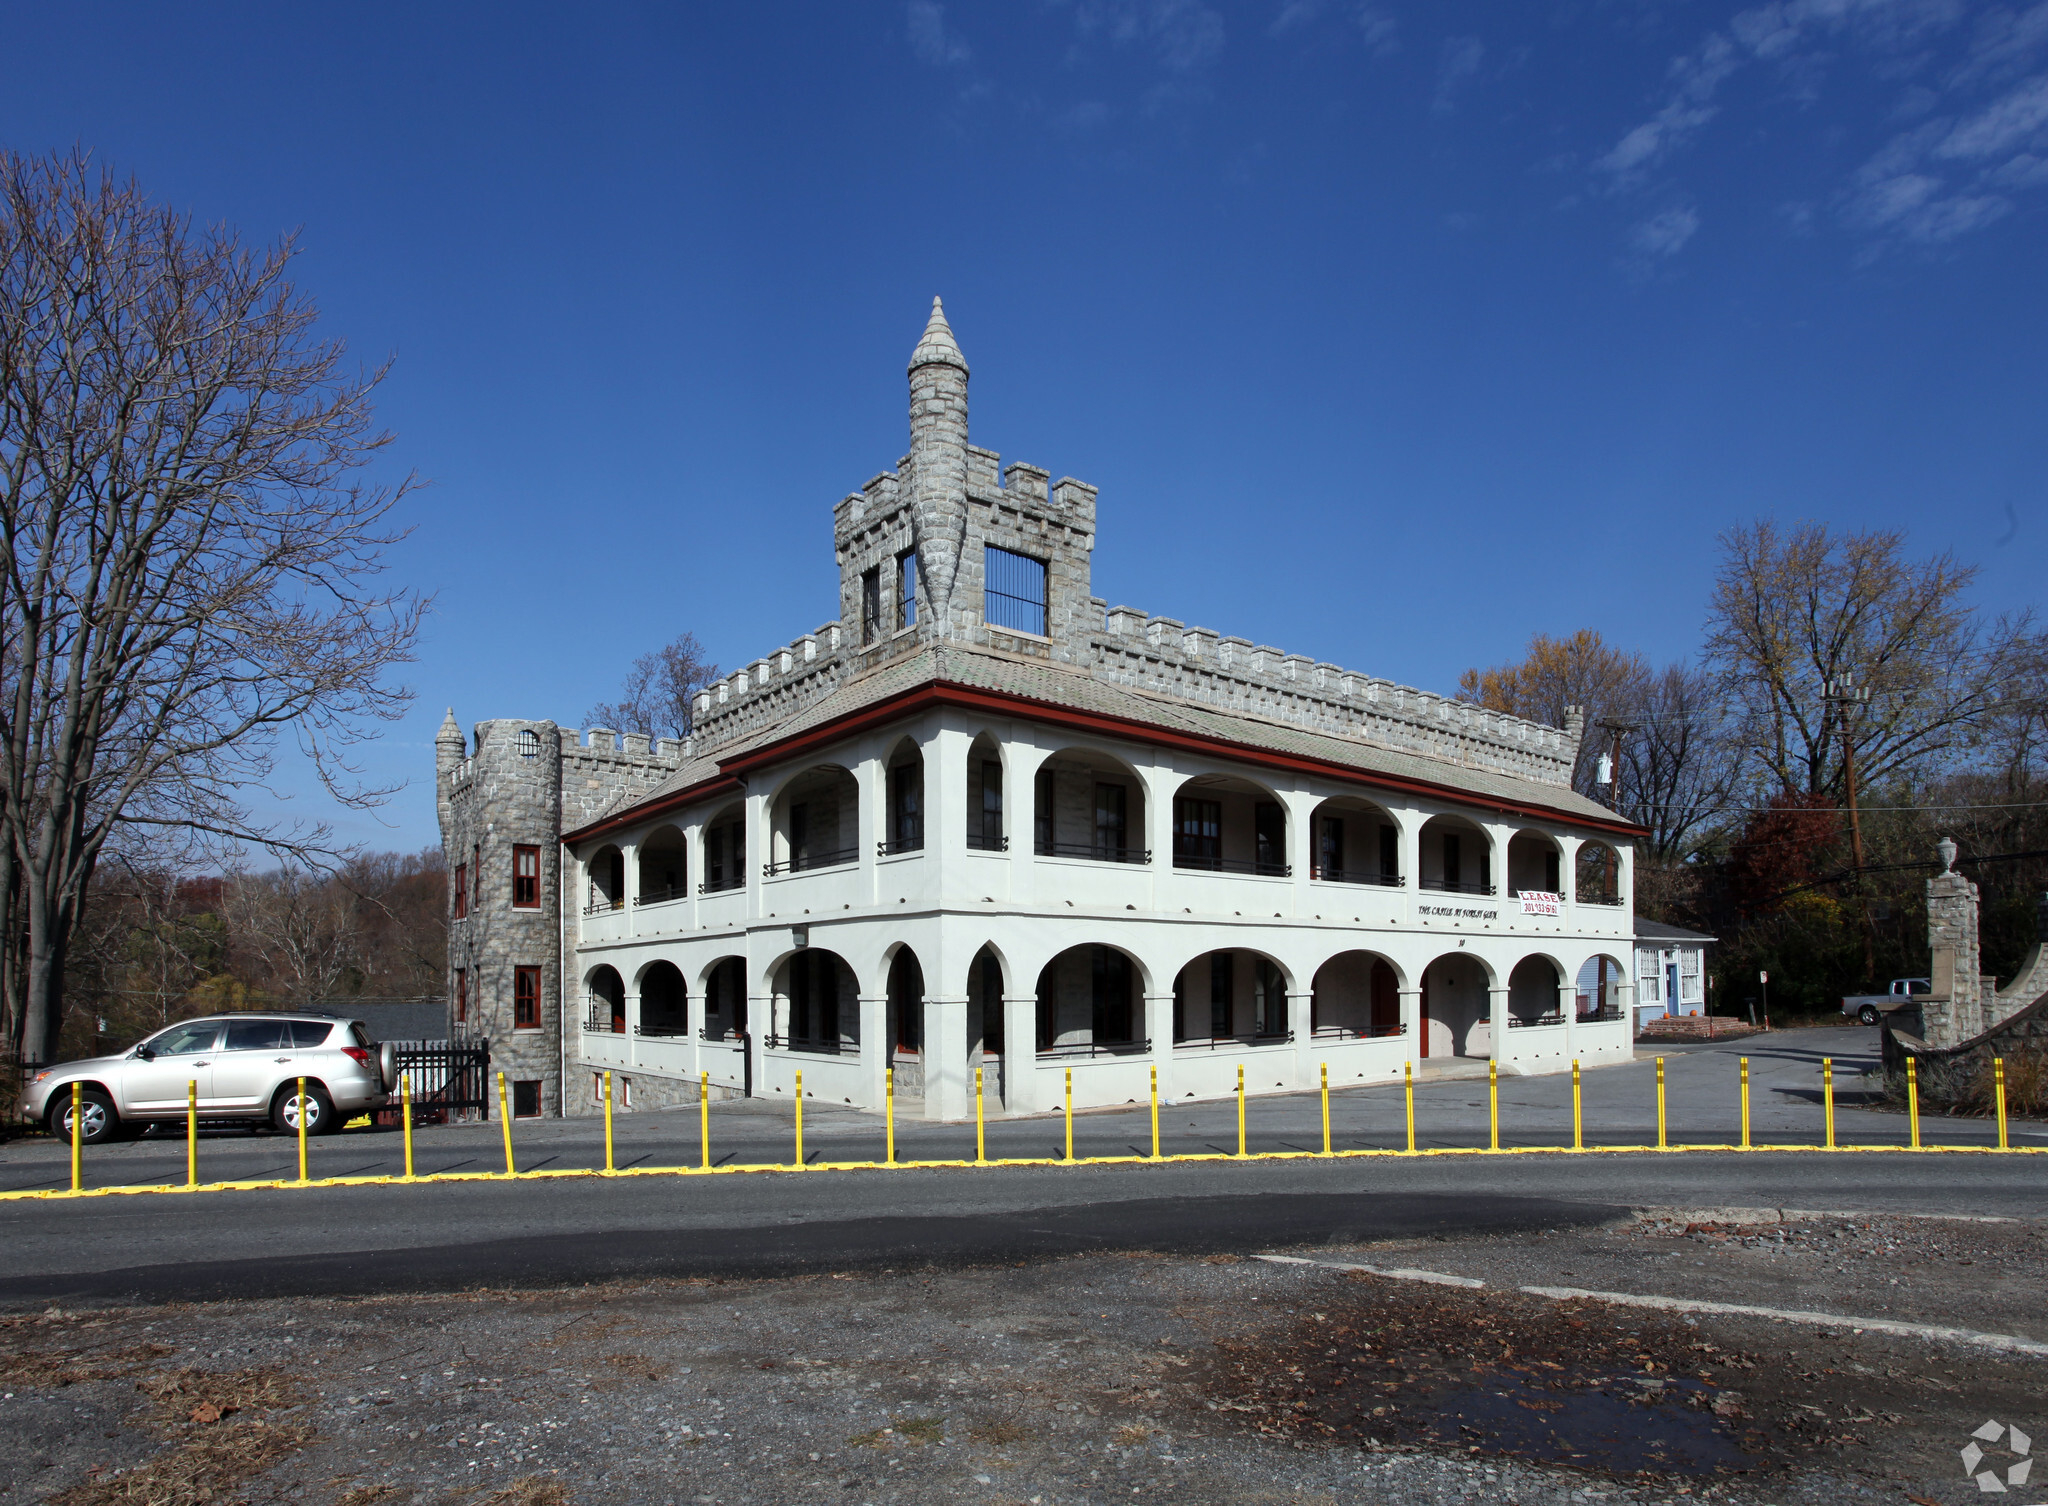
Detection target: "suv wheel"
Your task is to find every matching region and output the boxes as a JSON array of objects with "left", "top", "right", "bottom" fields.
[
  {"left": 272, "top": 1083, "right": 337, "bottom": 1136},
  {"left": 1858, "top": 1005, "right": 1880, "bottom": 1025},
  {"left": 48, "top": 1089, "right": 120, "bottom": 1145}
]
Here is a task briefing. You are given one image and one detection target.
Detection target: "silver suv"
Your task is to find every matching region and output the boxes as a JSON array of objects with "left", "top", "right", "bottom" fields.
[{"left": 21, "top": 1014, "right": 396, "bottom": 1144}]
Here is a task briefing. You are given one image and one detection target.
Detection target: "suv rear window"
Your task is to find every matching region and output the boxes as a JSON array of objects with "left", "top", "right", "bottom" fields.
[
  {"left": 348, "top": 1022, "right": 373, "bottom": 1048},
  {"left": 289, "top": 1021, "right": 336, "bottom": 1048}
]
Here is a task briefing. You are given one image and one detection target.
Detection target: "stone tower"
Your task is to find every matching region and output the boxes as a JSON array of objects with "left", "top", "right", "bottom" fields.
[{"left": 906, "top": 297, "right": 970, "bottom": 635}]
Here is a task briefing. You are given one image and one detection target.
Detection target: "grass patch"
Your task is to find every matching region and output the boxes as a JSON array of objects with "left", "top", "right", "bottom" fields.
[
  {"left": 968, "top": 1419, "right": 1031, "bottom": 1446},
  {"left": 849, "top": 1416, "right": 946, "bottom": 1448},
  {"left": 481, "top": 1476, "right": 570, "bottom": 1506}
]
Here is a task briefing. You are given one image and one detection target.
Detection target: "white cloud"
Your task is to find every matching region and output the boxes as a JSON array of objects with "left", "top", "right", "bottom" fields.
[
  {"left": 1268, "top": 0, "right": 1322, "bottom": 37},
  {"left": 1432, "top": 36, "right": 1485, "bottom": 116},
  {"left": 907, "top": 1, "right": 972, "bottom": 67},
  {"left": 1594, "top": 35, "right": 1738, "bottom": 183},
  {"left": 1070, "top": 0, "right": 1225, "bottom": 73},
  {"left": 1935, "top": 70, "right": 2048, "bottom": 157},
  {"left": 1629, "top": 204, "right": 1702, "bottom": 256},
  {"left": 1356, "top": 4, "right": 1399, "bottom": 56}
]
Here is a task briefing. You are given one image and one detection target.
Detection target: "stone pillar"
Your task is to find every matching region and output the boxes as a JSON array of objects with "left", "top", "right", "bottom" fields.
[
  {"left": 857, "top": 994, "right": 887, "bottom": 1110},
  {"left": 1926, "top": 838, "right": 1982, "bottom": 1049},
  {"left": 1002, "top": 994, "right": 1040, "bottom": 1113},
  {"left": 924, "top": 995, "right": 969, "bottom": 1121}
]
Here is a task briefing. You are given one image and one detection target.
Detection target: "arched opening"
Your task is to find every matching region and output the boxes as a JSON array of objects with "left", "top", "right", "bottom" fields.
[
  {"left": 637, "top": 825, "right": 687, "bottom": 906},
  {"left": 1575, "top": 955, "right": 1627, "bottom": 1018},
  {"left": 587, "top": 965, "right": 625, "bottom": 1034},
  {"left": 1419, "top": 815, "right": 1493, "bottom": 896},
  {"left": 700, "top": 801, "right": 747, "bottom": 894},
  {"left": 772, "top": 948, "right": 857, "bottom": 1053},
  {"left": 1308, "top": 797, "right": 1400, "bottom": 886},
  {"left": 882, "top": 740, "right": 925, "bottom": 856},
  {"left": 1575, "top": 842, "right": 1623, "bottom": 906},
  {"left": 639, "top": 960, "right": 687, "bottom": 1037},
  {"left": 1035, "top": 944, "right": 1145, "bottom": 1055},
  {"left": 1507, "top": 830, "right": 1564, "bottom": 902},
  {"left": 700, "top": 956, "right": 748, "bottom": 1040},
  {"left": 966, "top": 735, "right": 1006, "bottom": 851},
  {"left": 1032, "top": 748, "right": 1148, "bottom": 864},
  {"left": 1419, "top": 953, "right": 1491, "bottom": 1059},
  {"left": 1171, "top": 774, "right": 1289, "bottom": 876},
  {"left": 769, "top": 766, "right": 860, "bottom": 874},
  {"left": 1310, "top": 951, "right": 1403, "bottom": 1039},
  {"left": 1172, "top": 949, "right": 1290, "bottom": 1043},
  {"left": 585, "top": 845, "right": 625, "bottom": 914},
  {"left": 1507, "top": 956, "right": 1563, "bottom": 1028},
  {"left": 887, "top": 947, "right": 926, "bottom": 1097},
  {"left": 968, "top": 946, "right": 1004, "bottom": 1056}
]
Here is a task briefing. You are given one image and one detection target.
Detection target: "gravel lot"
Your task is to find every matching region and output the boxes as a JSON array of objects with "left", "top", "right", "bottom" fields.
[{"left": 1, "top": 1208, "right": 2040, "bottom": 1506}]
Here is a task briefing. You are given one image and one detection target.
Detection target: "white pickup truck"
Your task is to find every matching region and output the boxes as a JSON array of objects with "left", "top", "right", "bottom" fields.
[{"left": 1840, "top": 977, "right": 1931, "bottom": 1025}]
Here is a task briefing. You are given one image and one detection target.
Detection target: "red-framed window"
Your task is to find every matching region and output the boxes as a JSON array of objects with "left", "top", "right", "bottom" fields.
[
  {"left": 453, "top": 968, "right": 467, "bottom": 1024},
  {"left": 452, "top": 865, "right": 468, "bottom": 920},
  {"left": 513, "top": 965, "right": 542, "bottom": 1029},
  {"left": 512, "top": 845, "right": 541, "bottom": 908}
]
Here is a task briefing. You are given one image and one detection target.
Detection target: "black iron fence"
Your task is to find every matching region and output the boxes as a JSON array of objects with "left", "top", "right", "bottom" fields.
[{"left": 387, "top": 1038, "right": 492, "bottom": 1121}]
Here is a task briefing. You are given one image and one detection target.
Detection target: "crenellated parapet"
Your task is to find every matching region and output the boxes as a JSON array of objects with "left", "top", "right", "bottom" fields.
[
  {"left": 690, "top": 623, "right": 853, "bottom": 753},
  {"left": 1089, "top": 608, "right": 1580, "bottom": 787}
]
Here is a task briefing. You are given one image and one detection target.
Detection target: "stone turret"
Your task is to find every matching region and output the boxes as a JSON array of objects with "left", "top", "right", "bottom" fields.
[
  {"left": 435, "top": 707, "right": 465, "bottom": 833},
  {"left": 906, "top": 297, "right": 970, "bottom": 634}
]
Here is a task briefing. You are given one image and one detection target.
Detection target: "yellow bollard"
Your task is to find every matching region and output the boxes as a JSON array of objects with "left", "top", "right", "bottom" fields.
[
  {"left": 603, "top": 1071, "right": 615, "bottom": 1173},
  {"left": 1995, "top": 1057, "right": 2009, "bottom": 1151},
  {"left": 402, "top": 1076, "right": 416, "bottom": 1180},
  {"left": 699, "top": 1071, "right": 710, "bottom": 1170},
  {"left": 186, "top": 1080, "right": 198, "bottom": 1188},
  {"left": 794, "top": 1069, "right": 805, "bottom": 1170},
  {"left": 1236, "top": 1063, "right": 1247, "bottom": 1158},
  {"left": 1320, "top": 1062, "right": 1331, "bottom": 1157},
  {"left": 1739, "top": 1057, "right": 1751, "bottom": 1151},
  {"left": 69, "top": 1082, "right": 82, "bottom": 1193},
  {"left": 296, "top": 1075, "right": 309, "bottom": 1183},
  {"left": 1656, "top": 1056, "right": 1667, "bottom": 1151},
  {"left": 1823, "top": 1057, "right": 1835, "bottom": 1150},
  {"left": 886, "top": 1066, "right": 896, "bottom": 1166},
  {"left": 1571, "top": 1060, "right": 1583, "bottom": 1152},
  {"left": 1146, "top": 1065, "right": 1163, "bottom": 1163},
  {"left": 1064, "top": 1068, "right": 1074, "bottom": 1163},
  {"left": 975, "top": 1066, "right": 986, "bottom": 1166},
  {"left": 1488, "top": 1059, "right": 1499, "bottom": 1152},
  {"left": 1403, "top": 1060, "right": 1416, "bottom": 1154},
  {"left": 497, "top": 1072, "right": 515, "bottom": 1176},
  {"left": 1907, "top": 1057, "right": 1921, "bottom": 1150}
]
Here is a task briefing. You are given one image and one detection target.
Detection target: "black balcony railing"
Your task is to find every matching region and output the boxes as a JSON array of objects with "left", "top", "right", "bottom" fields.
[
  {"left": 1034, "top": 841, "right": 1152, "bottom": 865},
  {"left": 698, "top": 874, "right": 744, "bottom": 895},
  {"left": 966, "top": 831, "right": 1009, "bottom": 852},
  {"left": 634, "top": 1019, "right": 690, "bottom": 1038},
  {"left": 1579, "top": 1005, "right": 1626, "bottom": 1022},
  {"left": 1419, "top": 878, "right": 1497, "bottom": 896},
  {"left": 582, "top": 898, "right": 624, "bottom": 916},
  {"left": 1036, "top": 1037, "right": 1152, "bottom": 1060},
  {"left": 636, "top": 883, "right": 688, "bottom": 907},
  {"left": 1507, "top": 1013, "right": 1566, "bottom": 1030},
  {"left": 1310, "top": 1022, "right": 1407, "bottom": 1039},
  {"left": 1310, "top": 866, "right": 1403, "bottom": 887},
  {"left": 584, "top": 1009, "right": 624, "bottom": 1033},
  {"left": 765, "top": 1033, "right": 858, "bottom": 1055},
  {"left": 1172, "top": 854, "right": 1292, "bottom": 878},
  {"left": 762, "top": 846, "right": 859, "bottom": 877},
  {"left": 1576, "top": 894, "right": 1624, "bottom": 907},
  {"left": 1173, "top": 1030, "right": 1294, "bottom": 1050},
  {"left": 698, "top": 1025, "right": 746, "bottom": 1043},
  {"left": 876, "top": 837, "right": 925, "bottom": 858}
]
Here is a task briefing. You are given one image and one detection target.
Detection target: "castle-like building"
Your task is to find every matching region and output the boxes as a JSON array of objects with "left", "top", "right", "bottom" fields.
[{"left": 437, "top": 301, "right": 1642, "bottom": 1120}]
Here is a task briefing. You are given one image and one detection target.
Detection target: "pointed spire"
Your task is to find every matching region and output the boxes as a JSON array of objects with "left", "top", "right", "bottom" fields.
[
  {"left": 909, "top": 296, "right": 968, "bottom": 375},
  {"left": 436, "top": 707, "right": 463, "bottom": 745}
]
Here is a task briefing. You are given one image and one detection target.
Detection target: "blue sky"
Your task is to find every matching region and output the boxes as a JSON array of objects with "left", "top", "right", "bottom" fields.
[{"left": 5, "top": 1, "right": 2043, "bottom": 856}]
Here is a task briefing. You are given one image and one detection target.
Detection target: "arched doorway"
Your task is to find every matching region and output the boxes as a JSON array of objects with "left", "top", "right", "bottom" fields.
[
  {"left": 772, "top": 949, "right": 857, "bottom": 1053},
  {"left": 1419, "top": 953, "right": 1491, "bottom": 1059},
  {"left": 639, "top": 960, "right": 687, "bottom": 1036},
  {"left": 887, "top": 948, "right": 926, "bottom": 1098},
  {"left": 588, "top": 965, "right": 625, "bottom": 1034},
  {"left": 1310, "top": 951, "right": 1402, "bottom": 1039}
]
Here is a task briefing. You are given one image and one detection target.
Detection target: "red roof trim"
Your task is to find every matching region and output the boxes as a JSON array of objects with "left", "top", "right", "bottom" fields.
[{"left": 562, "top": 675, "right": 1645, "bottom": 845}]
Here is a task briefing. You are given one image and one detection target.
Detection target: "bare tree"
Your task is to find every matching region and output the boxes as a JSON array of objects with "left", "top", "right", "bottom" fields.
[
  {"left": 0, "top": 150, "right": 423, "bottom": 1064},
  {"left": 1458, "top": 629, "right": 1648, "bottom": 796},
  {"left": 226, "top": 864, "right": 361, "bottom": 1008},
  {"left": 1619, "top": 663, "right": 1741, "bottom": 862},
  {"left": 1703, "top": 520, "right": 2030, "bottom": 800},
  {"left": 586, "top": 631, "right": 719, "bottom": 741}
]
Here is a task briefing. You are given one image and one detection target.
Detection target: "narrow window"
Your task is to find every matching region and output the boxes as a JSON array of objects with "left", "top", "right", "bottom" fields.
[
  {"left": 1442, "top": 833, "right": 1462, "bottom": 890},
  {"left": 452, "top": 864, "right": 468, "bottom": 919},
  {"left": 1034, "top": 768, "right": 1055, "bottom": 855},
  {"left": 513, "top": 965, "right": 542, "bottom": 1029},
  {"left": 511, "top": 1079, "right": 542, "bottom": 1118},
  {"left": 1209, "top": 951, "right": 1233, "bottom": 1038},
  {"left": 1094, "top": 783, "right": 1127, "bottom": 859},
  {"left": 517, "top": 729, "right": 540, "bottom": 759},
  {"left": 889, "top": 764, "right": 923, "bottom": 850},
  {"left": 896, "top": 550, "right": 918, "bottom": 630},
  {"left": 1172, "top": 971, "right": 1186, "bottom": 1042},
  {"left": 1255, "top": 801, "right": 1286, "bottom": 875},
  {"left": 1379, "top": 824, "right": 1398, "bottom": 881},
  {"left": 1316, "top": 816, "right": 1344, "bottom": 880},
  {"left": 983, "top": 546, "right": 1048, "bottom": 636},
  {"left": 453, "top": 968, "right": 467, "bottom": 1024},
  {"left": 860, "top": 566, "right": 881, "bottom": 644},
  {"left": 471, "top": 844, "right": 480, "bottom": 908},
  {"left": 512, "top": 845, "right": 541, "bottom": 907},
  {"left": 978, "top": 954, "right": 1003, "bottom": 1054},
  {"left": 977, "top": 760, "right": 1003, "bottom": 850},
  {"left": 1173, "top": 797, "right": 1221, "bottom": 869}
]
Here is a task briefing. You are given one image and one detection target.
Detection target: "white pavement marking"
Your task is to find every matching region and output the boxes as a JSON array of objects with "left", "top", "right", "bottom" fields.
[
  {"left": 1518, "top": 1286, "right": 2048, "bottom": 1357},
  {"left": 1254, "top": 1254, "right": 1485, "bottom": 1288}
]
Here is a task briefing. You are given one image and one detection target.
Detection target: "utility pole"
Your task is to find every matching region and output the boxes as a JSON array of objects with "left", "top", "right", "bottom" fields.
[
  {"left": 1595, "top": 719, "right": 1640, "bottom": 813},
  {"left": 1823, "top": 673, "right": 1874, "bottom": 981}
]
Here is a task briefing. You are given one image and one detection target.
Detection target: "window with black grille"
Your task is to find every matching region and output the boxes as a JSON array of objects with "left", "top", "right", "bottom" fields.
[{"left": 983, "top": 546, "right": 1047, "bottom": 636}]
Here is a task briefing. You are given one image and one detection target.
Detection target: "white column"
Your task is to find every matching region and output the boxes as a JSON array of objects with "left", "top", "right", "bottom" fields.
[
  {"left": 1007, "top": 738, "right": 1048, "bottom": 905},
  {"left": 1283, "top": 785, "right": 1315, "bottom": 916},
  {"left": 857, "top": 993, "right": 887, "bottom": 1110},
  {"left": 1144, "top": 992, "right": 1175, "bottom": 1107},
  {"left": 1393, "top": 808, "right": 1422, "bottom": 891},
  {"left": 625, "top": 990, "right": 641, "bottom": 1068},
  {"left": 1486, "top": 986, "right": 1509, "bottom": 1066},
  {"left": 1483, "top": 822, "right": 1511, "bottom": 901},
  {"left": 1560, "top": 975, "right": 1576, "bottom": 1062},
  {"left": 924, "top": 995, "right": 969, "bottom": 1121},
  {"left": 1002, "top": 994, "right": 1039, "bottom": 1113},
  {"left": 622, "top": 840, "right": 639, "bottom": 937},
  {"left": 683, "top": 820, "right": 703, "bottom": 932},
  {"left": 686, "top": 981, "right": 705, "bottom": 1083},
  {"left": 1288, "top": 989, "right": 1315, "bottom": 1088},
  {"left": 1400, "top": 985, "right": 1423, "bottom": 1060},
  {"left": 856, "top": 749, "right": 885, "bottom": 906}
]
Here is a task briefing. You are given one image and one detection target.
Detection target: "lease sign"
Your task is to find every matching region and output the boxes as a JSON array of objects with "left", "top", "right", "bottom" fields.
[{"left": 1519, "top": 889, "right": 1562, "bottom": 916}]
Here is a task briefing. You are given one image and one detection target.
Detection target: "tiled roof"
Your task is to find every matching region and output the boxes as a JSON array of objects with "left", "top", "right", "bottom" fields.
[
  {"left": 594, "top": 643, "right": 1628, "bottom": 834},
  {"left": 1636, "top": 919, "right": 1717, "bottom": 944}
]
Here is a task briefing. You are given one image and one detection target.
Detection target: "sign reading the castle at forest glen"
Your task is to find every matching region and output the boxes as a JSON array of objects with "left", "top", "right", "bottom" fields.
[
  {"left": 1417, "top": 904, "right": 1499, "bottom": 922},
  {"left": 1518, "top": 890, "right": 1562, "bottom": 917}
]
